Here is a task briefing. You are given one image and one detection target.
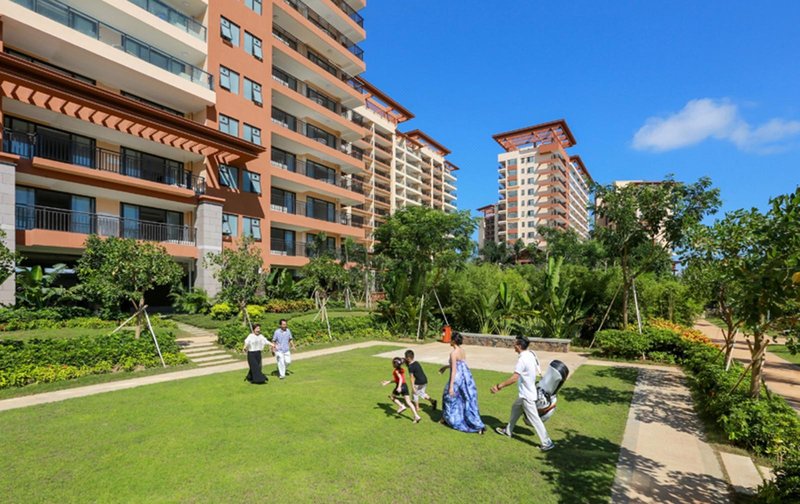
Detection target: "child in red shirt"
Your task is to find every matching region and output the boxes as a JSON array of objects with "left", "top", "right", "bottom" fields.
[{"left": 382, "top": 357, "right": 421, "bottom": 423}]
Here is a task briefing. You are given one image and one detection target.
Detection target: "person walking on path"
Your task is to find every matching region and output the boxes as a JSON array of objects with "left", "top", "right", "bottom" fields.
[
  {"left": 405, "top": 350, "right": 437, "bottom": 412},
  {"left": 273, "top": 319, "right": 296, "bottom": 379},
  {"left": 242, "top": 324, "right": 268, "bottom": 384},
  {"left": 438, "top": 333, "right": 485, "bottom": 434},
  {"left": 382, "top": 357, "right": 422, "bottom": 423},
  {"left": 491, "top": 336, "right": 554, "bottom": 451}
]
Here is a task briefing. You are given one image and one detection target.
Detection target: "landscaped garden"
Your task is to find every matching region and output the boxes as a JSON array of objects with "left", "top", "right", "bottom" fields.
[{"left": 0, "top": 347, "right": 636, "bottom": 503}]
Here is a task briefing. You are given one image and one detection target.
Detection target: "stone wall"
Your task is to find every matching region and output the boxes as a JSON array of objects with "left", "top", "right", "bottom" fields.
[
  {"left": 460, "top": 333, "right": 571, "bottom": 353},
  {"left": 194, "top": 200, "right": 222, "bottom": 297},
  {"left": 0, "top": 161, "right": 15, "bottom": 306}
]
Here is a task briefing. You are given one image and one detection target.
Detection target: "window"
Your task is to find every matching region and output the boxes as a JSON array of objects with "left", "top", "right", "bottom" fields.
[
  {"left": 243, "top": 171, "right": 262, "bottom": 194},
  {"left": 528, "top": 199, "right": 535, "bottom": 206},
  {"left": 527, "top": 189, "right": 535, "bottom": 195},
  {"left": 243, "top": 217, "right": 262, "bottom": 240},
  {"left": 219, "top": 66, "right": 239, "bottom": 94},
  {"left": 528, "top": 178, "right": 535, "bottom": 184},
  {"left": 271, "top": 227, "right": 296, "bottom": 255},
  {"left": 219, "top": 164, "right": 239, "bottom": 189},
  {"left": 306, "top": 87, "right": 336, "bottom": 112},
  {"left": 244, "top": 0, "right": 262, "bottom": 15},
  {"left": 244, "top": 32, "right": 262, "bottom": 60},
  {"left": 306, "top": 197, "right": 336, "bottom": 222},
  {"left": 243, "top": 123, "right": 261, "bottom": 145},
  {"left": 271, "top": 187, "right": 296, "bottom": 213},
  {"left": 222, "top": 213, "right": 238, "bottom": 236},
  {"left": 507, "top": 158, "right": 517, "bottom": 166},
  {"left": 220, "top": 17, "right": 240, "bottom": 46},
  {"left": 219, "top": 115, "right": 238, "bottom": 137},
  {"left": 243, "top": 78, "right": 262, "bottom": 106},
  {"left": 271, "top": 147, "right": 296, "bottom": 171}
]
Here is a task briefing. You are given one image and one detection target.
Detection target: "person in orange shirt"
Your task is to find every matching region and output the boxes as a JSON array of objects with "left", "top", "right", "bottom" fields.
[{"left": 382, "top": 357, "right": 421, "bottom": 423}]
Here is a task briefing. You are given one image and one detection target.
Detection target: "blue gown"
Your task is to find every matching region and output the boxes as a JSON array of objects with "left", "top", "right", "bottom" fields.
[{"left": 442, "top": 359, "right": 485, "bottom": 433}]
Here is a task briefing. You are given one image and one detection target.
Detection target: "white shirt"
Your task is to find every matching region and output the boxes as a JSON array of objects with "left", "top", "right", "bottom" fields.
[
  {"left": 244, "top": 333, "right": 269, "bottom": 352},
  {"left": 515, "top": 350, "right": 540, "bottom": 401}
]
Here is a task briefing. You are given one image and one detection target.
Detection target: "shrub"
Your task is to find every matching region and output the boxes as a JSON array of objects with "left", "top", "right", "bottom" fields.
[
  {"left": 757, "top": 451, "right": 800, "bottom": 503},
  {"left": 649, "top": 318, "right": 712, "bottom": 345},
  {"left": 595, "top": 329, "right": 650, "bottom": 359},
  {"left": 170, "top": 287, "right": 212, "bottom": 315},
  {"left": 0, "top": 329, "right": 186, "bottom": 389},
  {"left": 210, "top": 302, "right": 235, "bottom": 320},
  {"left": 263, "top": 299, "right": 315, "bottom": 313},
  {"left": 217, "top": 321, "right": 248, "bottom": 349},
  {"left": 720, "top": 398, "right": 800, "bottom": 458},
  {"left": 245, "top": 304, "right": 265, "bottom": 320}
]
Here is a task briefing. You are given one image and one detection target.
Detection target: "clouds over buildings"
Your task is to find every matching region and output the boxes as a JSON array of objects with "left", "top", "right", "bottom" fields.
[{"left": 632, "top": 98, "right": 800, "bottom": 154}]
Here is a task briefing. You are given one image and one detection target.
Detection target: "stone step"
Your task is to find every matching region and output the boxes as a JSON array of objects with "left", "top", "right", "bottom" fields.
[
  {"left": 720, "top": 452, "right": 763, "bottom": 496},
  {"left": 182, "top": 345, "right": 219, "bottom": 353},
  {"left": 197, "top": 359, "right": 239, "bottom": 367},
  {"left": 184, "top": 350, "right": 227, "bottom": 358},
  {"left": 192, "top": 354, "right": 237, "bottom": 363}
]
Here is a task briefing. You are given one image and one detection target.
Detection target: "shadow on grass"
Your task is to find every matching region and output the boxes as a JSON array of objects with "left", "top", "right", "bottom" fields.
[
  {"left": 594, "top": 366, "right": 640, "bottom": 385},
  {"left": 560, "top": 385, "right": 636, "bottom": 405}
]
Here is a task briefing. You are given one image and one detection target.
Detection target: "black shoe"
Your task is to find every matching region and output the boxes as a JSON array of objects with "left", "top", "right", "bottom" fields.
[{"left": 431, "top": 399, "right": 438, "bottom": 411}]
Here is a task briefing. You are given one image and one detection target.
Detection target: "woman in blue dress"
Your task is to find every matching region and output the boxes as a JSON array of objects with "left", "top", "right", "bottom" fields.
[{"left": 438, "top": 332, "right": 486, "bottom": 434}]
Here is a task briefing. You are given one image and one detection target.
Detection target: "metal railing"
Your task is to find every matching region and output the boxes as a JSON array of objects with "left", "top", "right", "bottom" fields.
[
  {"left": 329, "top": 0, "right": 364, "bottom": 27},
  {"left": 282, "top": 0, "right": 364, "bottom": 60},
  {"left": 128, "top": 0, "right": 206, "bottom": 41},
  {"left": 13, "top": 0, "right": 213, "bottom": 90},
  {"left": 269, "top": 198, "right": 363, "bottom": 227},
  {"left": 3, "top": 130, "right": 206, "bottom": 194},
  {"left": 271, "top": 108, "right": 363, "bottom": 162},
  {"left": 270, "top": 238, "right": 342, "bottom": 258},
  {"left": 271, "top": 158, "right": 364, "bottom": 194},
  {"left": 16, "top": 204, "right": 195, "bottom": 243}
]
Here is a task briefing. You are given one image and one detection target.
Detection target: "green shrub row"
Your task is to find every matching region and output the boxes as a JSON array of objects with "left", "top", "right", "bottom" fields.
[
  {"left": 210, "top": 299, "right": 320, "bottom": 320},
  {"left": 594, "top": 327, "right": 689, "bottom": 363},
  {"left": 217, "top": 315, "right": 391, "bottom": 350},
  {"left": 0, "top": 308, "right": 178, "bottom": 332},
  {"left": 0, "top": 330, "right": 187, "bottom": 389}
]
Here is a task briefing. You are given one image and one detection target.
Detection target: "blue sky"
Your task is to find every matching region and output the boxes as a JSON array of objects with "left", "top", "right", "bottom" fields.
[{"left": 359, "top": 0, "right": 800, "bottom": 219}]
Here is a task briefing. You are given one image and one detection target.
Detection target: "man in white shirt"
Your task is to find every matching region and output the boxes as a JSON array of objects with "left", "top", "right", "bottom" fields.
[
  {"left": 490, "top": 336, "right": 554, "bottom": 451},
  {"left": 242, "top": 324, "right": 270, "bottom": 384},
  {"left": 272, "top": 319, "right": 296, "bottom": 379}
]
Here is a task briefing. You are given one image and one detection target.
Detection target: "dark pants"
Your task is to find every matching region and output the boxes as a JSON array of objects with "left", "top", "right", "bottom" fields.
[{"left": 246, "top": 351, "right": 267, "bottom": 384}]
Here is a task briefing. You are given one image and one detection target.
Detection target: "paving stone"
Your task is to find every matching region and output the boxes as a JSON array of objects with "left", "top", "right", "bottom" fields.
[{"left": 720, "top": 452, "right": 763, "bottom": 496}]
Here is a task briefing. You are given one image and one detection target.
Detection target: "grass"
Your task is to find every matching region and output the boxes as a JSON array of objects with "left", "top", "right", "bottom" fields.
[
  {"left": 768, "top": 344, "right": 800, "bottom": 365},
  {"left": 0, "top": 348, "right": 635, "bottom": 503}
]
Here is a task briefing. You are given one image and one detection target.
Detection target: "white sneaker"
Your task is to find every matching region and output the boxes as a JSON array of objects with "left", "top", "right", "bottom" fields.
[
  {"left": 540, "top": 441, "right": 555, "bottom": 452},
  {"left": 494, "top": 426, "right": 512, "bottom": 438}
]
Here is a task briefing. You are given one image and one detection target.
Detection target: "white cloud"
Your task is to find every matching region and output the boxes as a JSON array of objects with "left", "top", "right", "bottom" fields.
[{"left": 632, "top": 99, "right": 800, "bottom": 154}]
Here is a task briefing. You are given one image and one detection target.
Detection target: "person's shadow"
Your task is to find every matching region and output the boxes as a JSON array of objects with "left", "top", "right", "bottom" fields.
[{"left": 480, "top": 414, "right": 538, "bottom": 447}]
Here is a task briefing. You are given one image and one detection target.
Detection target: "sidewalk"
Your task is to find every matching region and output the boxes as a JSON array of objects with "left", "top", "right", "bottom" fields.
[{"left": 694, "top": 319, "right": 800, "bottom": 412}]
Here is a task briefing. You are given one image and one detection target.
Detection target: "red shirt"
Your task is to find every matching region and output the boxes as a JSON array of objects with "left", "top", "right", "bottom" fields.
[{"left": 392, "top": 368, "right": 405, "bottom": 385}]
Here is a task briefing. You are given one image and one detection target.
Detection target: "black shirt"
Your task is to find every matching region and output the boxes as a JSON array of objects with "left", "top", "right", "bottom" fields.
[{"left": 407, "top": 361, "right": 427, "bottom": 385}]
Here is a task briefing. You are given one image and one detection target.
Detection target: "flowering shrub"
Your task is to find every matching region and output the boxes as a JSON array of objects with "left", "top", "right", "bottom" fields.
[
  {"left": 649, "top": 317, "right": 712, "bottom": 345},
  {"left": 263, "top": 299, "right": 315, "bottom": 313}
]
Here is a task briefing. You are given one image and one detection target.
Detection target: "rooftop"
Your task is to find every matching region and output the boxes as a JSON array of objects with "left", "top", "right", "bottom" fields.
[{"left": 493, "top": 119, "right": 577, "bottom": 152}]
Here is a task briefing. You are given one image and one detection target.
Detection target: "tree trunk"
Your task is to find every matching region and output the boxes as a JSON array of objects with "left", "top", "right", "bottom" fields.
[
  {"left": 621, "top": 280, "right": 630, "bottom": 330},
  {"left": 749, "top": 331, "right": 767, "bottom": 399},
  {"left": 134, "top": 297, "right": 144, "bottom": 339},
  {"left": 724, "top": 342, "right": 734, "bottom": 371}
]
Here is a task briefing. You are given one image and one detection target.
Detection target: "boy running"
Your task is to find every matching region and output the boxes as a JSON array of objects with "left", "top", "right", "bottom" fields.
[{"left": 405, "top": 350, "right": 437, "bottom": 412}]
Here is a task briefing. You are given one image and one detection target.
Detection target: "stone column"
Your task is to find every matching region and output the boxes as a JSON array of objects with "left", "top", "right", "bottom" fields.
[
  {"left": 194, "top": 197, "right": 222, "bottom": 297},
  {"left": 0, "top": 160, "right": 16, "bottom": 305}
]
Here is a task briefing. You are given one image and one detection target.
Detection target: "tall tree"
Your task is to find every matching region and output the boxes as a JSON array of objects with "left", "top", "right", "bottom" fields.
[
  {"left": 205, "top": 237, "right": 264, "bottom": 326},
  {"left": 594, "top": 177, "right": 720, "bottom": 328},
  {"left": 77, "top": 236, "right": 183, "bottom": 337},
  {"left": 373, "top": 207, "right": 475, "bottom": 336},
  {"left": 539, "top": 227, "right": 607, "bottom": 268}
]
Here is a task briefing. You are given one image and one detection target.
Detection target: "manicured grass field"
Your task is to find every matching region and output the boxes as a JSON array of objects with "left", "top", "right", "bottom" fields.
[
  {"left": 0, "top": 347, "right": 636, "bottom": 503},
  {"left": 769, "top": 344, "right": 800, "bottom": 365}
]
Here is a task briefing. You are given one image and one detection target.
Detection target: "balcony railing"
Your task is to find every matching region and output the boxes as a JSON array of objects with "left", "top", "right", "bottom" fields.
[
  {"left": 270, "top": 198, "right": 363, "bottom": 227},
  {"left": 282, "top": 0, "right": 364, "bottom": 60},
  {"left": 274, "top": 65, "right": 364, "bottom": 129},
  {"left": 3, "top": 130, "right": 206, "bottom": 194},
  {"left": 128, "top": 0, "right": 206, "bottom": 41},
  {"left": 271, "top": 158, "right": 364, "bottom": 194},
  {"left": 270, "top": 238, "right": 342, "bottom": 258},
  {"left": 16, "top": 204, "right": 195, "bottom": 244},
  {"left": 13, "top": 0, "right": 213, "bottom": 90},
  {"left": 329, "top": 0, "right": 364, "bottom": 27}
]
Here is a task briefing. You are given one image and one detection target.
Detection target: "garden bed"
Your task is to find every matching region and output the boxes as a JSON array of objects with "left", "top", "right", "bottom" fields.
[{"left": 460, "top": 333, "right": 571, "bottom": 352}]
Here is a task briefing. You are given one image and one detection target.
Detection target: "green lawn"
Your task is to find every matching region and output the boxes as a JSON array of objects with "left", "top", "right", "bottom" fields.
[
  {"left": 0, "top": 348, "right": 635, "bottom": 503},
  {"left": 769, "top": 344, "right": 800, "bottom": 365}
]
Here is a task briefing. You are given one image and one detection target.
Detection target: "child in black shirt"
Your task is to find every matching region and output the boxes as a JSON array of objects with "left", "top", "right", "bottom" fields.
[{"left": 405, "top": 350, "right": 438, "bottom": 412}]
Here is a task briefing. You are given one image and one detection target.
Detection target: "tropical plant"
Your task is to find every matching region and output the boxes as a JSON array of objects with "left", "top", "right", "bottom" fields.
[
  {"left": 533, "top": 257, "right": 590, "bottom": 340},
  {"left": 0, "top": 229, "right": 16, "bottom": 288},
  {"left": 265, "top": 268, "right": 301, "bottom": 300},
  {"left": 77, "top": 236, "right": 183, "bottom": 338},
  {"left": 204, "top": 237, "right": 264, "bottom": 327},
  {"left": 15, "top": 263, "right": 67, "bottom": 310},
  {"left": 168, "top": 286, "right": 212, "bottom": 315}
]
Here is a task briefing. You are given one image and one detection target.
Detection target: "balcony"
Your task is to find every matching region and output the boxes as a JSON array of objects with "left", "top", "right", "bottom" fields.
[
  {"left": 270, "top": 237, "right": 343, "bottom": 258},
  {"left": 16, "top": 204, "right": 195, "bottom": 244},
  {"left": 128, "top": 0, "right": 206, "bottom": 41},
  {"left": 271, "top": 157, "right": 364, "bottom": 194},
  {"left": 280, "top": 0, "right": 364, "bottom": 61},
  {"left": 329, "top": 0, "right": 364, "bottom": 28},
  {"left": 270, "top": 198, "right": 363, "bottom": 228},
  {"left": 271, "top": 107, "right": 364, "bottom": 168},
  {"left": 10, "top": 0, "right": 213, "bottom": 92},
  {"left": 3, "top": 130, "right": 206, "bottom": 194}
]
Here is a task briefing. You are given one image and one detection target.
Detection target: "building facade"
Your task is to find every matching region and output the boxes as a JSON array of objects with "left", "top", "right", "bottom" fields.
[
  {"left": 481, "top": 119, "right": 592, "bottom": 249},
  {"left": 0, "top": 0, "right": 368, "bottom": 303}
]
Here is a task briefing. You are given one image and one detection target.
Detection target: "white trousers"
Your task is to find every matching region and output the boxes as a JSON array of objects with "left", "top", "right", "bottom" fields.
[
  {"left": 275, "top": 351, "right": 292, "bottom": 377},
  {"left": 507, "top": 396, "right": 551, "bottom": 446}
]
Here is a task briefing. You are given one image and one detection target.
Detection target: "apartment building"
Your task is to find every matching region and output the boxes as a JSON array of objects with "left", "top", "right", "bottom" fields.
[
  {"left": 483, "top": 119, "right": 592, "bottom": 248},
  {"left": 0, "top": 0, "right": 368, "bottom": 304},
  {"left": 352, "top": 78, "right": 458, "bottom": 249}
]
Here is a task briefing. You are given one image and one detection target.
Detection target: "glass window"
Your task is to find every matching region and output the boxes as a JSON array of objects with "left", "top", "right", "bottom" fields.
[
  {"left": 219, "top": 66, "right": 239, "bottom": 94},
  {"left": 243, "top": 78, "right": 262, "bottom": 106},
  {"left": 219, "top": 164, "right": 239, "bottom": 189},
  {"left": 244, "top": 32, "right": 262, "bottom": 60},
  {"left": 243, "top": 123, "right": 261, "bottom": 145},
  {"left": 244, "top": 0, "right": 262, "bottom": 15},
  {"left": 270, "top": 147, "right": 296, "bottom": 171},
  {"left": 219, "top": 115, "right": 238, "bottom": 137},
  {"left": 222, "top": 213, "right": 238, "bottom": 237},
  {"left": 220, "top": 17, "right": 239, "bottom": 46},
  {"left": 243, "top": 171, "right": 262, "bottom": 194},
  {"left": 243, "top": 217, "right": 261, "bottom": 240}
]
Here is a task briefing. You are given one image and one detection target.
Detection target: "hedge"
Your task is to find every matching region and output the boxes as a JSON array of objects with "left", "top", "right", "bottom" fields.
[
  {"left": 217, "top": 315, "right": 392, "bottom": 350},
  {"left": 0, "top": 329, "right": 187, "bottom": 389}
]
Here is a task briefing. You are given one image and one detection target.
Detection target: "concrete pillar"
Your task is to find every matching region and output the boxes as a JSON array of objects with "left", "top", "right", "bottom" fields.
[
  {"left": 0, "top": 161, "right": 16, "bottom": 306},
  {"left": 194, "top": 198, "right": 222, "bottom": 297}
]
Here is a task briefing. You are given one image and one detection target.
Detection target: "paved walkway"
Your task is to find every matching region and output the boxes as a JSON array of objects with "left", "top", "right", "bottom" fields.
[
  {"left": 176, "top": 323, "right": 238, "bottom": 367},
  {"left": 694, "top": 319, "right": 800, "bottom": 412}
]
